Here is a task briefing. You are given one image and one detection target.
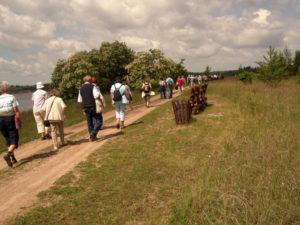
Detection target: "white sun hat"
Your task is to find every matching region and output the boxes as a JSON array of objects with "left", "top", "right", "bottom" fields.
[{"left": 36, "top": 82, "right": 44, "bottom": 89}]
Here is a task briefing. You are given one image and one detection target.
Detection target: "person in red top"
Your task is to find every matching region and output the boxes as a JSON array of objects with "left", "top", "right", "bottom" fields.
[{"left": 177, "top": 76, "right": 183, "bottom": 93}]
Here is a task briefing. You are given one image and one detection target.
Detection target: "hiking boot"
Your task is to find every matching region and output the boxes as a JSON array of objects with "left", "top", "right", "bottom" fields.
[
  {"left": 10, "top": 154, "right": 18, "bottom": 164},
  {"left": 116, "top": 123, "right": 120, "bottom": 129},
  {"left": 3, "top": 153, "right": 13, "bottom": 167}
]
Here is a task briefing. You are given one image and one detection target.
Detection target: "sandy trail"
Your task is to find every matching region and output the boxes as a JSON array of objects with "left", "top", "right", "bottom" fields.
[{"left": 0, "top": 93, "right": 178, "bottom": 224}]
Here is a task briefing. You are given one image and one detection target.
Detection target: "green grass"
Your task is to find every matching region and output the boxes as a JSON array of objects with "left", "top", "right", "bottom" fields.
[
  {"left": 0, "top": 91, "right": 145, "bottom": 153},
  {"left": 10, "top": 79, "right": 300, "bottom": 225}
]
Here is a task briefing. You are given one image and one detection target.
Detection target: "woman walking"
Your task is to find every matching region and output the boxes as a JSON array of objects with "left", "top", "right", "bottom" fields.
[
  {"left": 32, "top": 81, "right": 50, "bottom": 140},
  {"left": 42, "top": 89, "right": 66, "bottom": 150},
  {"left": 142, "top": 77, "right": 152, "bottom": 107},
  {"left": 0, "top": 81, "right": 20, "bottom": 167}
]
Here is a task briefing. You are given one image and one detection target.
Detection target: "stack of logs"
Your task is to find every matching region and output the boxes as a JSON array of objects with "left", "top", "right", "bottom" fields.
[
  {"left": 172, "top": 83, "right": 208, "bottom": 124},
  {"left": 189, "top": 83, "right": 208, "bottom": 114}
]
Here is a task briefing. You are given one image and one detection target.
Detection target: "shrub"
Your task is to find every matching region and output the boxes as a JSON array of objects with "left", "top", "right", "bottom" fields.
[
  {"left": 237, "top": 71, "right": 255, "bottom": 84},
  {"left": 256, "top": 46, "right": 288, "bottom": 86}
]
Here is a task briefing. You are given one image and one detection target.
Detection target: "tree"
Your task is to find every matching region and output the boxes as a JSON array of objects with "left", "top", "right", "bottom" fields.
[
  {"left": 51, "top": 51, "right": 97, "bottom": 98},
  {"left": 293, "top": 50, "right": 300, "bottom": 75},
  {"left": 283, "top": 47, "right": 293, "bottom": 75},
  {"left": 173, "top": 59, "right": 188, "bottom": 78},
  {"left": 204, "top": 66, "right": 211, "bottom": 76},
  {"left": 237, "top": 71, "right": 255, "bottom": 84},
  {"left": 99, "top": 41, "right": 134, "bottom": 81},
  {"left": 256, "top": 46, "right": 288, "bottom": 86},
  {"left": 51, "top": 59, "right": 66, "bottom": 88},
  {"left": 51, "top": 41, "right": 134, "bottom": 98},
  {"left": 125, "top": 49, "right": 177, "bottom": 88}
]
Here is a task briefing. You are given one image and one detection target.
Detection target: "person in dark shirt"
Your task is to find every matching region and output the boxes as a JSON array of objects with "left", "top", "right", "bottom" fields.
[{"left": 77, "top": 75, "right": 102, "bottom": 141}]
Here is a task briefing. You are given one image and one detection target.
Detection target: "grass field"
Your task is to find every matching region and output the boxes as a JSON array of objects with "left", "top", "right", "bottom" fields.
[
  {"left": 10, "top": 78, "right": 300, "bottom": 225},
  {"left": 0, "top": 91, "right": 145, "bottom": 153}
]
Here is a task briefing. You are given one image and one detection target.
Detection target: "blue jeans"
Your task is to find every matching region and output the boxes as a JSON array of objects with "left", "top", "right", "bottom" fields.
[
  {"left": 159, "top": 86, "right": 166, "bottom": 99},
  {"left": 84, "top": 107, "right": 103, "bottom": 137}
]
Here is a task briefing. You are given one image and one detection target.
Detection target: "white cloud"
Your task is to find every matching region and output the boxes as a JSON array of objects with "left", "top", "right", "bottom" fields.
[
  {"left": 0, "top": 4, "right": 55, "bottom": 40},
  {"left": 120, "top": 36, "right": 160, "bottom": 50},
  {"left": 0, "top": 0, "right": 299, "bottom": 84},
  {"left": 48, "top": 38, "right": 89, "bottom": 56},
  {"left": 253, "top": 8, "right": 271, "bottom": 25}
]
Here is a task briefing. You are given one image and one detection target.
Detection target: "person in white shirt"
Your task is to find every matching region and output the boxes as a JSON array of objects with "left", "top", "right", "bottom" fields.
[
  {"left": 32, "top": 82, "right": 50, "bottom": 140},
  {"left": 42, "top": 89, "right": 67, "bottom": 150},
  {"left": 110, "top": 77, "right": 129, "bottom": 129},
  {"left": 0, "top": 81, "right": 20, "bottom": 167}
]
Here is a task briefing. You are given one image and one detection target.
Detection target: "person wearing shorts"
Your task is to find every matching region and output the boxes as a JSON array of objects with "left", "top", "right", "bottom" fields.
[{"left": 0, "top": 81, "right": 20, "bottom": 167}]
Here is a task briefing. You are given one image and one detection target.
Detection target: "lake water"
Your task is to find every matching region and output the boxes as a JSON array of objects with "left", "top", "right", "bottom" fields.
[{"left": 14, "top": 91, "right": 34, "bottom": 112}]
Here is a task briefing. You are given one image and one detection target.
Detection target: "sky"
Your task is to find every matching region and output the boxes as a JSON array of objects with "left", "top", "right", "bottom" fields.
[{"left": 0, "top": 0, "right": 300, "bottom": 85}]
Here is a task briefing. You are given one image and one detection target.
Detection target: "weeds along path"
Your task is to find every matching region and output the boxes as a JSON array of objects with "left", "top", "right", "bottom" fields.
[{"left": 0, "top": 93, "right": 178, "bottom": 224}]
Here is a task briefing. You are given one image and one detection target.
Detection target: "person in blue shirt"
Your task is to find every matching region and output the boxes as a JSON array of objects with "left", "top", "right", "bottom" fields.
[{"left": 165, "top": 77, "right": 174, "bottom": 98}]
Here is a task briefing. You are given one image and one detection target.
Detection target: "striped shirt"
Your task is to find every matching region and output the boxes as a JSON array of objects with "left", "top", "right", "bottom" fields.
[{"left": 0, "top": 94, "right": 19, "bottom": 117}]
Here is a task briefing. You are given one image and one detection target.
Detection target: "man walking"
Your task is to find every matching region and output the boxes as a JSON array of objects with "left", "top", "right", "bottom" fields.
[
  {"left": 78, "top": 75, "right": 102, "bottom": 141},
  {"left": 166, "top": 77, "right": 174, "bottom": 98},
  {"left": 110, "top": 77, "right": 128, "bottom": 129}
]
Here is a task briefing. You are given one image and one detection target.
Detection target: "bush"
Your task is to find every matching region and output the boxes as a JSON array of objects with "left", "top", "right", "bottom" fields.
[
  {"left": 237, "top": 71, "right": 255, "bottom": 84},
  {"left": 256, "top": 46, "right": 288, "bottom": 86}
]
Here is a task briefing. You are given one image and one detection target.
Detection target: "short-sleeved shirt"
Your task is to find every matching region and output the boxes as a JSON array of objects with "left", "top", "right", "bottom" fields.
[
  {"left": 42, "top": 96, "right": 66, "bottom": 121},
  {"left": 159, "top": 80, "right": 166, "bottom": 86},
  {"left": 0, "top": 94, "right": 19, "bottom": 117},
  {"left": 177, "top": 78, "right": 183, "bottom": 86},
  {"left": 32, "top": 89, "right": 48, "bottom": 113},
  {"left": 166, "top": 77, "right": 174, "bottom": 85},
  {"left": 110, "top": 83, "right": 128, "bottom": 104}
]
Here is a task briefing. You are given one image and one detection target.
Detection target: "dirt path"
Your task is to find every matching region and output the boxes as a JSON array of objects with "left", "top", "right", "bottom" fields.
[{"left": 0, "top": 93, "right": 178, "bottom": 224}]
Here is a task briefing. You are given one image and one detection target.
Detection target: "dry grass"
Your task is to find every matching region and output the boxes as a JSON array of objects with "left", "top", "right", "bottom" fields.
[{"left": 10, "top": 78, "right": 300, "bottom": 225}]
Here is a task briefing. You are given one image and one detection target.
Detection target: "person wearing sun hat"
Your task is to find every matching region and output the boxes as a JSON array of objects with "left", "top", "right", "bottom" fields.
[{"left": 32, "top": 81, "right": 50, "bottom": 140}]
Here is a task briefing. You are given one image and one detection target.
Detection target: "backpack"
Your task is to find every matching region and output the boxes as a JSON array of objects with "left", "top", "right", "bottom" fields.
[
  {"left": 143, "top": 83, "right": 150, "bottom": 93},
  {"left": 113, "top": 84, "right": 123, "bottom": 102}
]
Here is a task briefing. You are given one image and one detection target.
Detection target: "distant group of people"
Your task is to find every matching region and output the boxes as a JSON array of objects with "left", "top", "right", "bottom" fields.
[
  {"left": 187, "top": 74, "right": 223, "bottom": 86},
  {"left": 0, "top": 74, "right": 189, "bottom": 168},
  {"left": 158, "top": 76, "right": 186, "bottom": 100}
]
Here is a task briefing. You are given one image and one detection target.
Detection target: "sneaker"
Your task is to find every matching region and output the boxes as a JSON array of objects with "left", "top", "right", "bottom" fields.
[
  {"left": 3, "top": 153, "right": 13, "bottom": 167},
  {"left": 40, "top": 136, "right": 46, "bottom": 140},
  {"left": 89, "top": 135, "right": 96, "bottom": 142},
  {"left": 10, "top": 154, "right": 18, "bottom": 164}
]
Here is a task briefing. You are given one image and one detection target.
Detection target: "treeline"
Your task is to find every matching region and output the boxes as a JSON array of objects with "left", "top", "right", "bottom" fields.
[
  {"left": 51, "top": 41, "right": 187, "bottom": 99},
  {"left": 9, "top": 83, "right": 52, "bottom": 94},
  {"left": 238, "top": 46, "right": 300, "bottom": 85},
  {"left": 9, "top": 85, "right": 35, "bottom": 93}
]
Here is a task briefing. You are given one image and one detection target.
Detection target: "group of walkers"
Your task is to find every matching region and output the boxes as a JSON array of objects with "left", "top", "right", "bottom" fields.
[
  {"left": 158, "top": 76, "right": 186, "bottom": 99},
  {"left": 0, "top": 74, "right": 165, "bottom": 167},
  {"left": 187, "top": 75, "right": 209, "bottom": 86},
  {"left": 0, "top": 73, "right": 188, "bottom": 168}
]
